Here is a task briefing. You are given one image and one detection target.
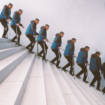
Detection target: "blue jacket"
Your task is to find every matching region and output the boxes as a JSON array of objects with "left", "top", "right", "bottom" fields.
[
  {"left": 0, "top": 5, "right": 11, "bottom": 20},
  {"left": 25, "top": 20, "right": 37, "bottom": 35},
  {"left": 10, "top": 11, "right": 21, "bottom": 26},
  {"left": 76, "top": 48, "right": 88, "bottom": 64},
  {"left": 51, "top": 33, "right": 62, "bottom": 49},
  {"left": 64, "top": 40, "right": 75, "bottom": 56},
  {"left": 37, "top": 26, "right": 47, "bottom": 41},
  {"left": 90, "top": 54, "right": 101, "bottom": 71}
]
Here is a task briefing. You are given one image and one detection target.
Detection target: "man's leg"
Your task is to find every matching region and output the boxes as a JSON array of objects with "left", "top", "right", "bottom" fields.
[
  {"left": 62, "top": 56, "right": 71, "bottom": 71},
  {"left": 29, "top": 36, "right": 36, "bottom": 52},
  {"left": 90, "top": 72, "right": 97, "bottom": 86},
  {"left": 96, "top": 71, "right": 101, "bottom": 90},
  {"left": 0, "top": 19, "right": 8, "bottom": 38},
  {"left": 17, "top": 27, "right": 22, "bottom": 45},
  {"left": 83, "top": 65, "right": 88, "bottom": 81},
  {"left": 42, "top": 42, "right": 48, "bottom": 59},
  {"left": 38, "top": 41, "right": 44, "bottom": 56},
  {"left": 76, "top": 64, "right": 85, "bottom": 78},
  {"left": 26, "top": 35, "right": 32, "bottom": 50},
  {"left": 11, "top": 25, "right": 17, "bottom": 41},
  {"left": 56, "top": 50, "right": 62, "bottom": 68}
]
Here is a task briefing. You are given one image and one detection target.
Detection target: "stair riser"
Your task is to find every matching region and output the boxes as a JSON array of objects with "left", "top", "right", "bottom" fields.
[
  {"left": 0, "top": 47, "right": 25, "bottom": 60},
  {"left": 0, "top": 43, "right": 16, "bottom": 49},
  {"left": 0, "top": 39, "right": 11, "bottom": 43},
  {"left": 0, "top": 51, "right": 28, "bottom": 84}
]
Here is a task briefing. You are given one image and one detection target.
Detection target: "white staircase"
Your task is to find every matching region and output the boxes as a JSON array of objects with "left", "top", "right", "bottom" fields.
[{"left": 0, "top": 38, "right": 105, "bottom": 105}]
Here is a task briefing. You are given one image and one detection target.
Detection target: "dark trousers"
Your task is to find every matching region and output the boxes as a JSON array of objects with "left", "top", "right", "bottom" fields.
[
  {"left": 51, "top": 49, "right": 62, "bottom": 66},
  {"left": 76, "top": 64, "right": 87, "bottom": 81},
  {"left": 90, "top": 71, "right": 101, "bottom": 89},
  {"left": 11, "top": 25, "right": 22, "bottom": 44},
  {"left": 62, "top": 56, "right": 73, "bottom": 73},
  {"left": 0, "top": 19, "right": 8, "bottom": 37},
  {"left": 26, "top": 35, "right": 36, "bottom": 51},
  {"left": 38, "top": 41, "right": 48, "bottom": 58}
]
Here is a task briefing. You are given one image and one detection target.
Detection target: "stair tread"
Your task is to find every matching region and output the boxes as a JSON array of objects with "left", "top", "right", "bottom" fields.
[
  {"left": 0, "top": 54, "right": 35, "bottom": 105},
  {"left": 43, "top": 61, "right": 66, "bottom": 105},
  {"left": 21, "top": 57, "right": 46, "bottom": 105}
]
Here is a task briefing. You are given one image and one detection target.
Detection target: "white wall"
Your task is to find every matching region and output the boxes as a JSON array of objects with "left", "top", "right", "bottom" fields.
[{"left": 0, "top": 0, "right": 105, "bottom": 86}]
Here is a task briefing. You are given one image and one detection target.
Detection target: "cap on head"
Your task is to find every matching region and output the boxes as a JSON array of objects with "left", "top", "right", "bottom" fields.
[
  {"left": 18, "top": 9, "right": 23, "bottom": 12},
  {"left": 8, "top": 3, "right": 13, "bottom": 6},
  {"left": 85, "top": 46, "right": 90, "bottom": 49},
  {"left": 95, "top": 51, "right": 101, "bottom": 55},
  {"left": 72, "top": 38, "right": 76, "bottom": 41},
  {"left": 60, "top": 31, "right": 64, "bottom": 34},
  {"left": 35, "top": 18, "right": 40, "bottom": 21},
  {"left": 45, "top": 24, "right": 49, "bottom": 27}
]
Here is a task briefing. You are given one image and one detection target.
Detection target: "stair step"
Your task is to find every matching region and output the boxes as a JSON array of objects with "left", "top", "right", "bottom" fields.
[
  {"left": 0, "top": 53, "right": 35, "bottom": 105},
  {"left": 50, "top": 64, "right": 81, "bottom": 105},
  {"left": 58, "top": 69, "right": 91, "bottom": 105},
  {"left": 0, "top": 38, "right": 11, "bottom": 43},
  {"left": 0, "top": 43, "right": 16, "bottom": 49},
  {"left": 21, "top": 56, "right": 46, "bottom": 105},
  {"left": 75, "top": 76, "right": 105, "bottom": 105},
  {"left": 0, "top": 46, "right": 25, "bottom": 61},
  {"left": 43, "top": 61, "right": 66, "bottom": 105},
  {"left": 0, "top": 50, "right": 28, "bottom": 84},
  {"left": 66, "top": 72, "right": 104, "bottom": 105}
]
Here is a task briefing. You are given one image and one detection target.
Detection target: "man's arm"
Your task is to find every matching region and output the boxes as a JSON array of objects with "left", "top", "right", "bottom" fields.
[
  {"left": 3, "top": 6, "right": 8, "bottom": 19},
  {"left": 14, "top": 12, "right": 19, "bottom": 23},
  {"left": 31, "top": 22, "right": 36, "bottom": 35},
  {"left": 83, "top": 50, "right": 88, "bottom": 63},
  {"left": 97, "top": 57, "right": 102, "bottom": 69},
  {"left": 40, "top": 28, "right": 46, "bottom": 39}
]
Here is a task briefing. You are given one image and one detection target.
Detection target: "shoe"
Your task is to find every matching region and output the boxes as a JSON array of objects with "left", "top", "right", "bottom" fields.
[
  {"left": 69, "top": 72, "right": 74, "bottom": 76},
  {"left": 2, "top": 36, "right": 7, "bottom": 39},
  {"left": 96, "top": 88, "right": 101, "bottom": 91},
  {"left": 102, "top": 88, "right": 105, "bottom": 94},
  {"left": 42, "top": 57, "right": 48, "bottom": 61},
  {"left": 90, "top": 84, "right": 95, "bottom": 87},
  {"left": 56, "top": 65, "right": 61, "bottom": 69},
  {"left": 18, "top": 44, "right": 22, "bottom": 46},
  {"left": 76, "top": 75, "right": 81, "bottom": 79},
  {"left": 38, "top": 54, "right": 43, "bottom": 57},
  {"left": 11, "top": 40, "right": 16, "bottom": 42},
  {"left": 83, "top": 80, "right": 89, "bottom": 83},
  {"left": 29, "top": 50, "right": 34, "bottom": 53},
  {"left": 50, "top": 61, "right": 56, "bottom": 65},
  {"left": 62, "top": 68, "right": 68, "bottom": 71}
]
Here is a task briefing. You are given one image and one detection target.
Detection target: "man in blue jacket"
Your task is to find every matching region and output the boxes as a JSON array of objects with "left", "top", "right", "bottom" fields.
[
  {"left": 76, "top": 46, "right": 90, "bottom": 83},
  {"left": 62, "top": 38, "right": 76, "bottom": 75},
  {"left": 25, "top": 18, "right": 39, "bottom": 53},
  {"left": 10, "top": 9, "right": 24, "bottom": 46},
  {"left": 90, "top": 52, "right": 102, "bottom": 91},
  {"left": 0, "top": 3, "right": 13, "bottom": 38},
  {"left": 37, "top": 24, "right": 49, "bottom": 60},
  {"left": 50, "top": 32, "right": 64, "bottom": 68}
]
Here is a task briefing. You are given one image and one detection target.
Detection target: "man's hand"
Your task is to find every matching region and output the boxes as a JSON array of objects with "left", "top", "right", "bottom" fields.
[
  {"left": 58, "top": 47, "right": 61, "bottom": 50},
  {"left": 87, "top": 63, "right": 90, "bottom": 65},
  {"left": 22, "top": 25, "right": 24, "bottom": 28},
  {"left": 73, "top": 55, "right": 76, "bottom": 57},
  {"left": 7, "top": 19, "right": 10, "bottom": 23},
  {"left": 35, "top": 35, "right": 38, "bottom": 38},
  {"left": 46, "top": 39, "right": 49, "bottom": 42},
  {"left": 16, "top": 23, "right": 19, "bottom": 27},
  {"left": 44, "top": 39, "right": 47, "bottom": 42}
]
